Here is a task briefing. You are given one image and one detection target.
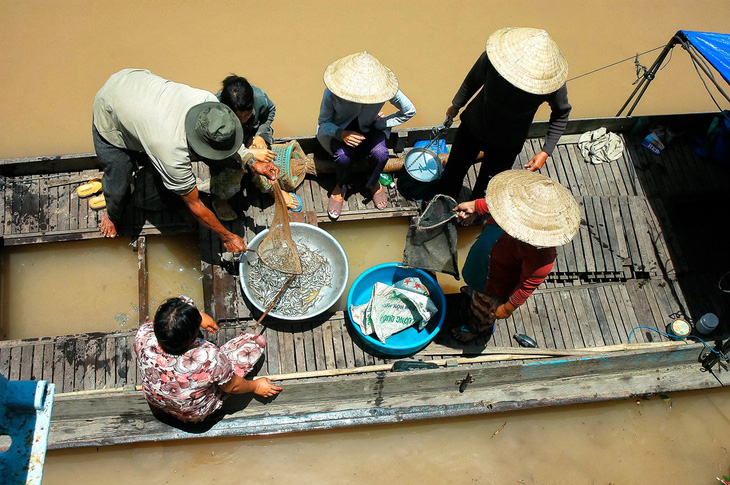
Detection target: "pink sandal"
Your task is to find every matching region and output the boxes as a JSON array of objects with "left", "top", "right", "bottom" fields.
[{"left": 328, "top": 194, "right": 344, "bottom": 220}]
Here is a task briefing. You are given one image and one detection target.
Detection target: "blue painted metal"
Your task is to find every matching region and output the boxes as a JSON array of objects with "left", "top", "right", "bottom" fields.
[{"left": 0, "top": 373, "right": 55, "bottom": 484}]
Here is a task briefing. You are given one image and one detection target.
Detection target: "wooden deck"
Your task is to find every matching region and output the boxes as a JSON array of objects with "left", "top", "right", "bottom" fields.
[{"left": 1, "top": 113, "right": 729, "bottom": 447}]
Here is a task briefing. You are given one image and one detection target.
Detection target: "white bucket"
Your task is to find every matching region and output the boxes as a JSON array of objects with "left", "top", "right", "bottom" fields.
[{"left": 695, "top": 313, "right": 719, "bottom": 335}]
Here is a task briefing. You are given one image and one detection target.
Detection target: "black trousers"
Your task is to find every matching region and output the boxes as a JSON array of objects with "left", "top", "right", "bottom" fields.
[{"left": 438, "top": 122, "right": 522, "bottom": 200}]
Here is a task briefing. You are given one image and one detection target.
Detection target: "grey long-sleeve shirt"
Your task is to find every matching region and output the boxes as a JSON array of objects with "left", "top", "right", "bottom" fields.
[{"left": 452, "top": 52, "right": 571, "bottom": 155}]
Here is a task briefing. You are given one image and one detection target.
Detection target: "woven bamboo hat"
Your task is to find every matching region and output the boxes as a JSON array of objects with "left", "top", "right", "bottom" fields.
[
  {"left": 486, "top": 27, "right": 568, "bottom": 95},
  {"left": 486, "top": 170, "right": 580, "bottom": 247},
  {"left": 323, "top": 51, "right": 399, "bottom": 104}
]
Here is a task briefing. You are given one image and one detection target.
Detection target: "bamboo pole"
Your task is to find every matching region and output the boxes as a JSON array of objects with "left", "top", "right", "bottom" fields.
[{"left": 54, "top": 340, "right": 695, "bottom": 397}]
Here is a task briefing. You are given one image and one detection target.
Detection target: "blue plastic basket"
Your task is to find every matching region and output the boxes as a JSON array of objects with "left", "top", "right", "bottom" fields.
[{"left": 347, "top": 263, "right": 447, "bottom": 356}]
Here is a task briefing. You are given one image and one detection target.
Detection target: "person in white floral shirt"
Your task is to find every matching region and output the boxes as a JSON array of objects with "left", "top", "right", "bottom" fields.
[{"left": 134, "top": 296, "right": 282, "bottom": 423}]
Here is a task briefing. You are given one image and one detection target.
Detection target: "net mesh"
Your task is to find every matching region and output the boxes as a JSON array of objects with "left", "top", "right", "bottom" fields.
[
  {"left": 415, "top": 194, "right": 458, "bottom": 230},
  {"left": 403, "top": 195, "right": 460, "bottom": 279},
  {"left": 256, "top": 179, "right": 302, "bottom": 274}
]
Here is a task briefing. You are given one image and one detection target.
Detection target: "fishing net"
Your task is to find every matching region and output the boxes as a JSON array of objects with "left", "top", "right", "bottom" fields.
[
  {"left": 402, "top": 194, "right": 460, "bottom": 279},
  {"left": 256, "top": 179, "right": 302, "bottom": 275}
]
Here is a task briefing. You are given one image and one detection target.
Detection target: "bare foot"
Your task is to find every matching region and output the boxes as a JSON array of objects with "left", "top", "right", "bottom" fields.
[
  {"left": 371, "top": 184, "right": 388, "bottom": 210},
  {"left": 100, "top": 211, "right": 118, "bottom": 238},
  {"left": 281, "top": 190, "right": 301, "bottom": 211},
  {"left": 212, "top": 199, "right": 238, "bottom": 221}
]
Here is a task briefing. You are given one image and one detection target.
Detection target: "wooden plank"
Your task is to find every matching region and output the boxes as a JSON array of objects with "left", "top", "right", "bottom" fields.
[
  {"left": 292, "top": 325, "right": 309, "bottom": 372},
  {"left": 587, "top": 287, "right": 615, "bottom": 345},
  {"left": 595, "top": 286, "right": 623, "bottom": 345},
  {"left": 104, "top": 337, "right": 116, "bottom": 389},
  {"left": 575, "top": 289, "right": 603, "bottom": 347},
  {"left": 19, "top": 344, "right": 33, "bottom": 381},
  {"left": 607, "top": 197, "right": 631, "bottom": 276},
  {"left": 0, "top": 346, "right": 11, "bottom": 379},
  {"left": 52, "top": 339, "right": 68, "bottom": 392},
  {"left": 302, "top": 323, "right": 319, "bottom": 371},
  {"left": 56, "top": 176, "right": 71, "bottom": 232},
  {"left": 600, "top": 196, "right": 624, "bottom": 276},
  {"left": 261, "top": 326, "right": 279, "bottom": 376},
  {"left": 618, "top": 196, "right": 642, "bottom": 273},
  {"left": 30, "top": 343, "right": 45, "bottom": 381},
  {"left": 609, "top": 284, "right": 641, "bottom": 343},
  {"left": 136, "top": 236, "right": 149, "bottom": 324},
  {"left": 311, "top": 322, "right": 328, "bottom": 371},
  {"left": 583, "top": 196, "right": 606, "bottom": 275},
  {"left": 115, "top": 334, "right": 128, "bottom": 388},
  {"left": 629, "top": 196, "right": 656, "bottom": 275},
  {"left": 320, "top": 319, "right": 338, "bottom": 370},
  {"left": 591, "top": 196, "right": 616, "bottom": 274},
  {"left": 545, "top": 292, "right": 570, "bottom": 349},
  {"left": 523, "top": 297, "right": 547, "bottom": 349},
  {"left": 126, "top": 334, "right": 139, "bottom": 386},
  {"left": 566, "top": 144, "right": 597, "bottom": 196},
  {"left": 554, "top": 144, "right": 581, "bottom": 197},
  {"left": 331, "top": 319, "right": 350, "bottom": 368},
  {"left": 277, "top": 325, "right": 297, "bottom": 375},
  {"left": 559, "top": 290, "right": 584, "bottom": 348},
  {"left": 38, "top": 176, "right": 50, "bottom": 233}
]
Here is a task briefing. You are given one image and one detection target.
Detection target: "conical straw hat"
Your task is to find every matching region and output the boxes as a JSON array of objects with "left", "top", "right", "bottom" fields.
[
  {"left": 323, "top": 51, "right": 399, "bottom": 104},
  {"left": 486, "top": 27, "right": 568, "bottom": 95},
  {"left": 486, "top": 170, "right": 580, "bottom": 247}
]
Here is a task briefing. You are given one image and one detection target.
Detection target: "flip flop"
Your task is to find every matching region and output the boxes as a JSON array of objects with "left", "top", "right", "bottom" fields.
[
  {"left": 286, "top": 192, "right": 302, "bottom": 212},
  {"left": 372, "top": 185, "right": 388, "bottom": 210},
  {"left": 327, "top": 194, "right": 344, "bottom": 220},
  {"left": 76, "top": 178, "right": 102, "bottom": 198},
  {"left": 88, "top": 193, "right": 106, "bottom": 210},
  {"left": 212, "top": 199, "right": 238, "bottom": 222}
]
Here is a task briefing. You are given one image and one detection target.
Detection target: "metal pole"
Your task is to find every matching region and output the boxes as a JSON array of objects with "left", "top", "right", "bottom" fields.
[
  {"left": 685, "top": 44, "right": 730, "bottom": 105},
  {"left": 616, "top": 36, "right": 680, "bottom": 117}
]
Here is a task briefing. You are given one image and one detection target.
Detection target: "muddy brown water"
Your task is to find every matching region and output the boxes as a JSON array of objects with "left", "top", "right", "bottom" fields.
[{"left": 2, "top": 1, "right": 730, "bottom": 482}]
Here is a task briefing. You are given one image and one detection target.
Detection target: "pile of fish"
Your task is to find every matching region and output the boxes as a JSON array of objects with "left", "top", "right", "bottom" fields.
[{"left": 247, "top": 242, "right": 332, "bottom": 316}]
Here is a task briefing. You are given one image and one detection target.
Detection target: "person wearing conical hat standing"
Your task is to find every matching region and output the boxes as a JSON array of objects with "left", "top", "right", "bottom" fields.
[
  {"left": 438, "top": 28, "right": 571, "bottom": 201},
  {"left": 317, "top": 52, "right": 416, "bottom": 220},
  {"left": 451, "top": 170, "right": 580, "bottom": 342}
]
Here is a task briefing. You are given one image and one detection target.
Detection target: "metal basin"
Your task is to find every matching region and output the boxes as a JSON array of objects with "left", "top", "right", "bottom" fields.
[{"left": 239, "top": 222, "right": 349, "bottom": 320}]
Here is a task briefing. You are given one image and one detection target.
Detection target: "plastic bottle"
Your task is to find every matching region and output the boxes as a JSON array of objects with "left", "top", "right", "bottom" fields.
[{"left": 379, "top": 172, "right": 395, "bottom": 187}]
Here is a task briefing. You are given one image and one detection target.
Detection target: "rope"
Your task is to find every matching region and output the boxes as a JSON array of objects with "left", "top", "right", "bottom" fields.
[
  {"left": 628, "top": 325, "right": 719, "bottom": 354},
  {"left": 685, "top": 42, "right": 730, "bottom": 119},
  {"left": 566, "top": 45, "right": 665, "bottom": 83}
]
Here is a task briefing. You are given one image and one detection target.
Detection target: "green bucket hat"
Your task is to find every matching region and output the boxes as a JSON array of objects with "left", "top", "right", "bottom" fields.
[{"left": 185, "top": 102, "right": 243, "bottom": 160}]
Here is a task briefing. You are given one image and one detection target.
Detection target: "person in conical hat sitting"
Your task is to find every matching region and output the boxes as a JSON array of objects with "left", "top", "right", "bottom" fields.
[
  {"left": 439, "top": 27, "right": 572, "bottom": 201},
  {"left": 451, "top": 170, "right": 580, "bottom": 342},
  {"left": 316, "top": 52, "right": 416, "bottom": 220}
]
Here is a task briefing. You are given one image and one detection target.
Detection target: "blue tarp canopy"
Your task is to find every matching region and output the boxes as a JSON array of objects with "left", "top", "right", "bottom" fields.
[{"left": 680, "top": 30, "right": 730, "bottom": 86}]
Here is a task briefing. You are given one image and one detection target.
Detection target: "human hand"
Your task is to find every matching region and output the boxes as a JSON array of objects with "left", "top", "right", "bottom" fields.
[
  {"left": 341, "top": 130, "right": 365, "bottom": 147},
  {"left": 251, "top": 136, "right": 267, "bottom": 149},
  {"left": 250, "top": 147, "right": 276, "bottom": 163},
  {"left": 222, "top": 234, "right": 248, "bottom": 253},
  {"left": 446, "top": 105, "right": 459, "bottom": 121},
  {"left": 251, "top": 160, "right": 279, "bottom": 181},
  {"left": 525, "top": 151, "right": 548, "bottom": 171},
  {"left": 454, "top": 200, "right": 477, "bottom": 225},
  {"left": 200, "top": 312, "right": 219, "bottom": 334},
  {"left": 376, "top": 111, "right": 385, "bottom": 119},
  {"left": 253, "top": 378, "right": 283, "bottom": 398},
  {"left": 493, "top": 302, "right": 516, "bottom": 319}
]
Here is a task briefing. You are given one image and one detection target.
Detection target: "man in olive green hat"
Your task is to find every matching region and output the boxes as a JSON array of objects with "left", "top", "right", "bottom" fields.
[{"left": 92, "top": 69, "right": 279, "bottom": 252}]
